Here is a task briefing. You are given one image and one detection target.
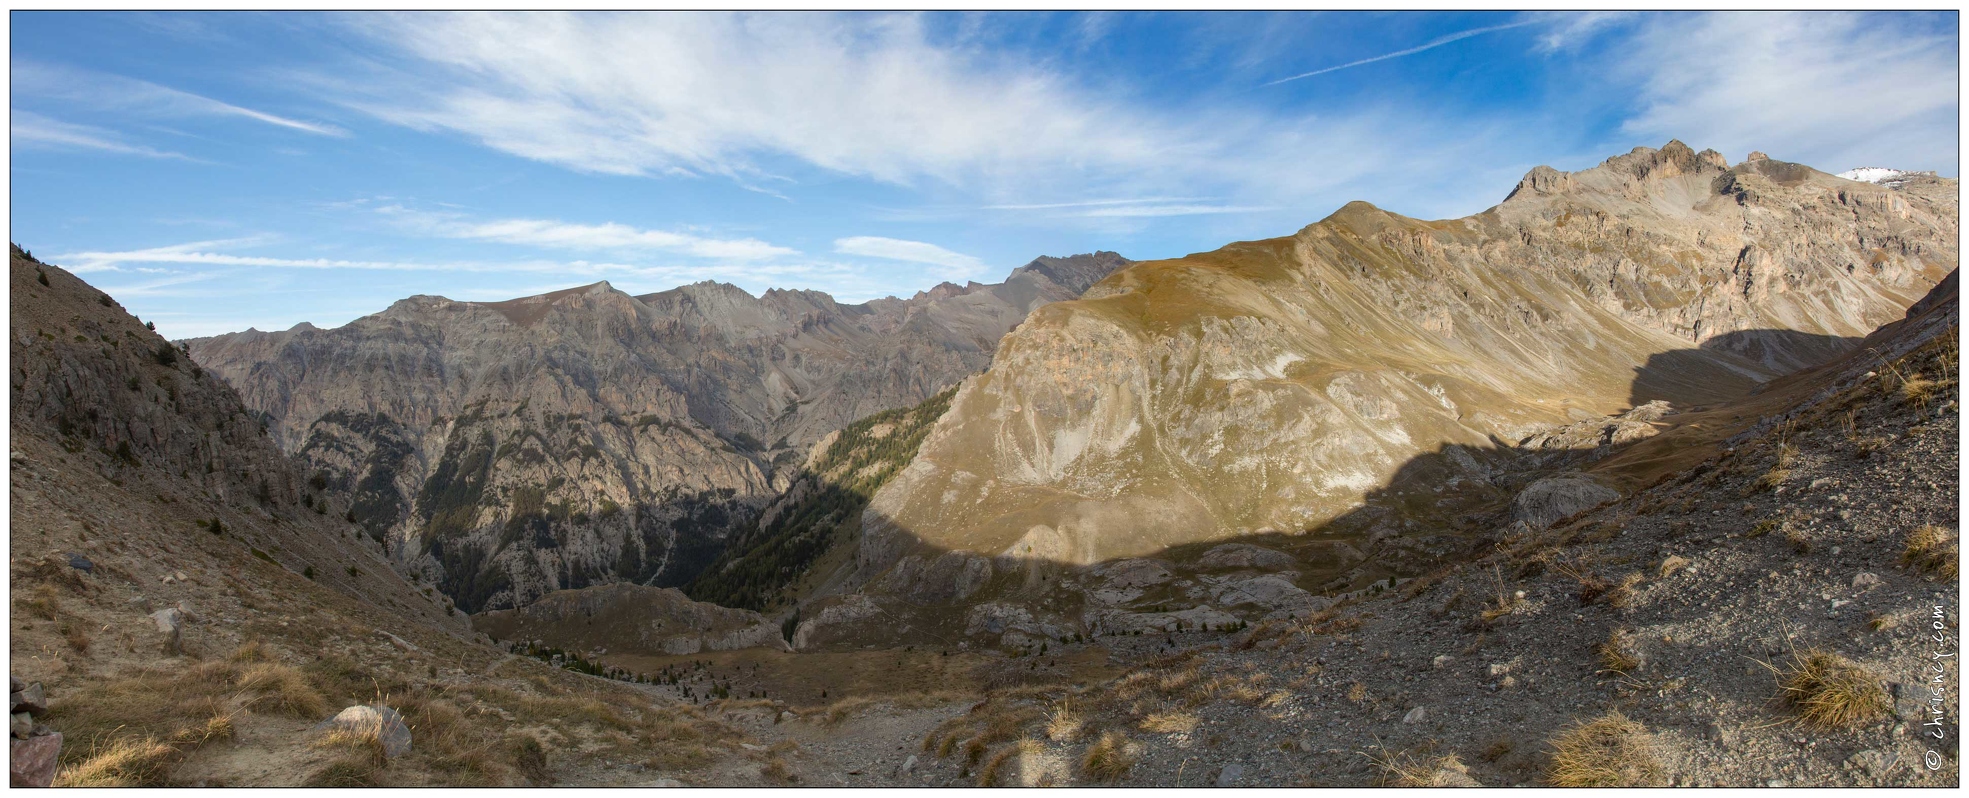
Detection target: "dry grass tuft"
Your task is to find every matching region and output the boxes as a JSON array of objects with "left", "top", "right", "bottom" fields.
[
  {"left": 977, "top": 739, "right": 1042, "bottom": 787},
  {"left": 1545, "top": 711, "right": 1664, "bottom": 787},
  {"left": 20, "top": 584, "right": 62, "bottom": 620},
  {"left": 1903, "top": 524, "right": 1958, "bottom": 579},
  {"left": 1775, "top": 649, "right": 1891, "bottom": 729},
  {"left": 760, "top": 757, "right": 798, "bottom": 785},
  {"left": 303, "top": 754, "right": 383, "bottom": 787},
  {"left": 1044, "top": 698, "right": 1083, "bottom": 742},
  {"left": 60, "top": 620, "right": 91, "bottom": 653},
  {"left": 1598, "top": 629, "right": 1641, "bottom": 675},
  {"left": 55, "top": 737, "right": 178, "bottom": 787},
  {"left": 1749, "top": 468, "right": 1791, "bottom": 494},
  {"left": 315, "top": 724, "right": 389, "bottom": 768},
  {"left": 1081, "top": 731, "right": 1136, "bottom": 783},
  {"left": 228, "top": 639, "right": 272, "bottom": 663},
  {"left": 1139, "top": 709, "right": 1198, "bottom": 734},
  {"left": 238, "top": 663, "right": 329, "bottom": 718},
  {"left": 818, "top": 695, "right": 873, "bottom": 727},
  {"left": 1373, "top": 751, "right": 1476, "bottom": 787},
  {"left": 1901, "top": 375, "right": 1938, "bottom": 409},
  {"left": 1605, "top": 573, "right": 1646, "bottom": 609}
]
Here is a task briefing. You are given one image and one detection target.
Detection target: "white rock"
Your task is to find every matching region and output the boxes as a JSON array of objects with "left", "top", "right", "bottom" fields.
[
  {"left": 1216, "top": 763, "right": 1245, "bottom": 786},
  {"left": 150, "top": 608, "right": 185, "bottom": 634},
  {"left": 1403, "top": 706, "right": 1427, "bottom": 724}
]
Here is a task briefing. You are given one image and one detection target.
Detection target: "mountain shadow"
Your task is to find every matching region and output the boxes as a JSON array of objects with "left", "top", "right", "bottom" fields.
[
  {"left": 1629, "top": 329, "right": 1862, "bottom": 408},
  {"left": 778, "top": 273, "right": 1956, "bottom": 651}
]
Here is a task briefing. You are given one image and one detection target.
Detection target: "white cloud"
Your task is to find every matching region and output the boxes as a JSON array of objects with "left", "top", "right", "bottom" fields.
[
  {"left": 11, "top": 110, "right": 192, "bottom": 159},
  {"left": 1531, "top": 12, "right": 1630, "bottom": 52},
  {"left": 1616, "top": 13, "right": 1958, "bottom": 173},
  {"left": 12, "top": 61, "right": 347, "bottom": 137},
  {"left": 833, "top": 236, "right": 986, "bottom": 281},
  {"left": 376, "top": 206, "right": 799, "bottom": 260},
  {"left": 332, "top": 13, "right": 1168, "bottom": 189},
  {"left": 1263, "top": 20, "right": 1536, "bottom": 86},
  {"left": 1078, "top": 204, "right": 1277, "bottom": 218},
  {"left": 982, "top": 197, "right": 1213, "bottom": 210},
  {"left": 93, "top": 270, "right": 222, "bottom": 297},
  {"left": 320, "top": 12, "right": 1461, "bottom": 209},
  {"left": 52, "top": 237, "right": 857, "bottom": 287}
]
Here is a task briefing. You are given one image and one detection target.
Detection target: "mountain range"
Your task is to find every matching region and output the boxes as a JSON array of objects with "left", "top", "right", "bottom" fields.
[{"left": 184, "top": 252, "right": 1130, "bottom": 610}]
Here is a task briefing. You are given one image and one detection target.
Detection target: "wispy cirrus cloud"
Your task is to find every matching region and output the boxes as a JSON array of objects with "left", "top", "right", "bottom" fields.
[
  {"left": 55, "top": 237, "right": 860, "bottom": 288},
  {"left": 314, "top": 12, "right": 1485, "bottom": 212},
  {"left": 13, "top": 61, "right": 347, "bottom": 137},
  {"left": 833, "top": 236, "right": 986, "bottom": 281},
  {"left": 375, "top": 205, "right": 799, "bottom": 260},
  {"left": 1078, "top": 203, "right": 1277, "bottom": 218},
  {"left": 1263, "top": 20, "right": 1536, "bottom": 86},
  {"left": 982, "top": 197, "right": 1211, "bottom": 210},
  {"left": 11, "top": 110, "right": 194, "bottom": 159},
  {"left": 982, "top": 196, "right": 1274, "bottom": 218}
]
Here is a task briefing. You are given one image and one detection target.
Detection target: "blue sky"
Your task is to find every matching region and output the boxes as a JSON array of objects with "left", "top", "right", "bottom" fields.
[{"left": 10, "top": 11, "right": 1959, "bottom": 338}]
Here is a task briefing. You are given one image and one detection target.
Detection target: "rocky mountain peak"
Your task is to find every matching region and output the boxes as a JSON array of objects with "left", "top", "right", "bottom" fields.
[
  {"left": 1009, "top": 251, "right": 1133, "bottom": 295},
  {"left": 1506, "top": 140, "right": 1733, "bottom": 205}
]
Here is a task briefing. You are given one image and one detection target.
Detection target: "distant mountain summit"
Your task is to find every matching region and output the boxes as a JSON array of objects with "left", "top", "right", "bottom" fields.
[{"left": 182, "top": 252, "right": 1129, "bottom": 611}]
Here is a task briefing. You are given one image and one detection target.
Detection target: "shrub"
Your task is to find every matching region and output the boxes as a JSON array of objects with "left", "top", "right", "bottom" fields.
[
  {"left": 1545, "top": 711, "right": 1664, "bottom": 787},
  {"left": 1776, "top": 649, "right": 1891, "bottom": 729},
  {"left": 1374, "top": 751, "right": 1476, "bottom": 787},
  {"left": 56, "top": 737, "right": 177, "bottom": 787},
  {"left": 1081, "top": 731, "right": 1135, "bottom": 783},
  {"left": 1903, "top": 525, "right": 1958, "bottom": 579},
  {"left": 1598, "top": 628, "right": 1641, "bottom": 675}
]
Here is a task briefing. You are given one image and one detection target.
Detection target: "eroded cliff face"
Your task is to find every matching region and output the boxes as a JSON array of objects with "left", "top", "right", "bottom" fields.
[
  {"left": 858, "top": 143, "right": 1956, "bottom": 583},
  {"left": 184, "top": 253, "right": 1129, "bottom": 610}
]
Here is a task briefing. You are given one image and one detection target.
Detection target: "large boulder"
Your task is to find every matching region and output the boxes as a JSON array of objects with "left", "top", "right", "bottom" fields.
[
  {"left": 316, "top": 705, "right": 412, "bottom": 759},
  {"left": 1509, "top": 475, "right": 1619, "bottom": 530}
]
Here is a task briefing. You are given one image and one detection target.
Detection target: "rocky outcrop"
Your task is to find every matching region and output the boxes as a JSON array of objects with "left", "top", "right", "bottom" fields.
[
  {"left": 789, "top": 593, "right": 881, "bottom": 651},
  {"left": 184, "top": 253, "right": 1129, "bottom": 611},
  {"left": 1509, "top": 475, "right": 1620, "bottom": 530},
  {"left": 855, "top": 142, "right": 1955, "bottom": 585}
]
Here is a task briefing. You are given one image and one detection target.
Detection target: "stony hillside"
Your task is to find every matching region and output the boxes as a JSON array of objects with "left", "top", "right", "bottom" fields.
[
  {"left": 855, "top": 142, "right": 1956, "bottom": 594},
  {"left": 183, "top": 252, "right": 1129, "bottom": 611},
  {"left": 763, "top": 267, "right": 1958, "bottom": 787},
  {"left": 8, "top": 248, "right": 759, "bottom": 786}
]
